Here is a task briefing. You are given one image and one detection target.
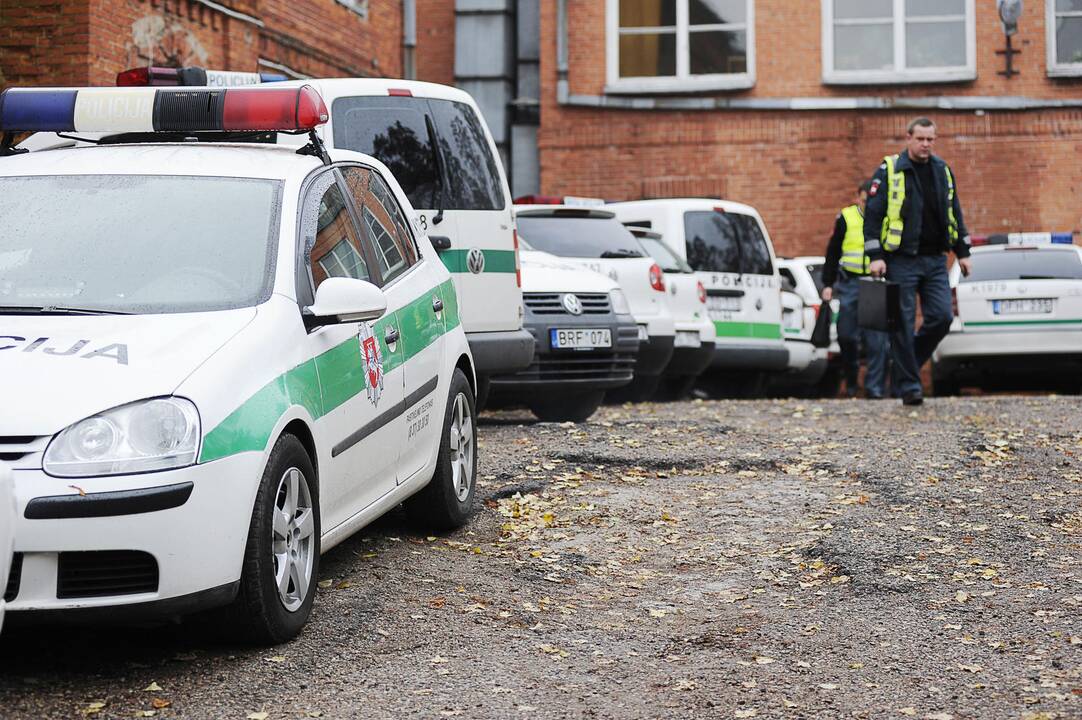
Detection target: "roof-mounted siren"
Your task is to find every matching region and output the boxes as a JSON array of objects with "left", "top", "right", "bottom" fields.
[{"left": 117, "top": 66, "right": 288, "bottom": 87}]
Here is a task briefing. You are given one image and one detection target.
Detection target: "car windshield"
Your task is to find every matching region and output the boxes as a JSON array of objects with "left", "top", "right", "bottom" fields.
[
  {"left": 516, "top": 214, "right": 646, "bottom": 259},
  {"left": 0, "top": 175, "right": 280, "bottom": 314},
  {"left": 962, "top": 249, "right": 1082, "bottom": 282},
  {"left": 638, "top": 236, "right": 692, "bottom": 273},
  {"left": 683, "top": 210, "right": 773, "bottom": 275}
]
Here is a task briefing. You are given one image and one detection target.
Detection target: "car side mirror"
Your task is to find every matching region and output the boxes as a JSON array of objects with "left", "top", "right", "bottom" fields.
[
  {"left": 429, "top": 235, "right": 452, "bottom": 252},
  {"left": 306, "top": 278, "right": 387, "bottom": 326}
]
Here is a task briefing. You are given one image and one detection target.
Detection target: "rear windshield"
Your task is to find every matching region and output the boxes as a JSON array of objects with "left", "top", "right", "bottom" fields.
[
  {"left": 517, "top": 214, "right": 647, "bottom": 259},
  {"left": 638, "top": 236, "right": 691, "bottom": 273},
  {"left": 331, "top": 96, "right": 504, "bottom": 212},
  {"left": 962, "top": 249, "right": 1082, "bottom": 282},
  {"left": 683, "top": 211, "right": 773, "bottom": 275}
]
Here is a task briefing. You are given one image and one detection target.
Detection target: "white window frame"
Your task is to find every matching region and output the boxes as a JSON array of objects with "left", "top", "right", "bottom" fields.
[
  {"left": 1047, "top": 0, "right": 1082, "bottom": 77},
  {"left": 605, "top": 0, "right": 756, "bottom": 94},
  {"left": 318, "top": 239, "right": 368, "bottom": 282},
  {"left": 821, "top": 0, "right": 976, "bottom": 85}
]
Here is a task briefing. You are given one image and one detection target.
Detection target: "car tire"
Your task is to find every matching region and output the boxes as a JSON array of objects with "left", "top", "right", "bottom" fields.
[
  {"left": 529, "top": 390, "right": 604, "bottom": 422},
  {"left": 405, "top": 369, "right": 477, "bottom": 532},
  {"left": 227, "top": 433, "right": 320, "bottom": 645},
  {"left": 932, "top": 376, "right": 960, "bottom": 397}
]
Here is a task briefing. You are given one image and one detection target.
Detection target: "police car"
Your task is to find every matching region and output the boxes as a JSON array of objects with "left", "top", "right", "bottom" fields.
[
  {"left": 932, "top": 234, "right": 1082, "bottom": 395},
  {"left": 513, "top": 199, "right": 676, "bottom": 400},
  {"left": 0, "top": 465, "right": 13, "bottom": 633},
  {"left": 628, "top": 227, "right": 715, "bottom": 398},
  {"left": 610, "top": 199, "right": 786, "bottom": 396},
  {"left": 0, "top": 85, "right": 477, "bottom": 642},
  {"left": 488, "top": 248, "right": 640, "bottom": 421},
  {"left": 776, "top": 257, "right": 836, "bottom": 395}
]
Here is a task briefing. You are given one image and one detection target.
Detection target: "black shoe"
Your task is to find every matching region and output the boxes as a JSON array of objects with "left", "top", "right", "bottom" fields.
[
  {"left": 866, "top": 392, "right": 885, "bottom": 400},
  {"left": 902, "top": 393, "right": 924, "bottom": 406}
]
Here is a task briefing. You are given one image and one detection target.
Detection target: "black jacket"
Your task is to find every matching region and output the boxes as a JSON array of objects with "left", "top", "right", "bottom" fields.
[
  {"left": 821, "top": 212, "right": 850, "bottom": 288},
  {"left": 863, "top": 151, "right": 971, "bottom": 262}
]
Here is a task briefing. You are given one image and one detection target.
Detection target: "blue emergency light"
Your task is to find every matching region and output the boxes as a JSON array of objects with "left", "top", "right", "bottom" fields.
[
  {"left": 971, "top": 232, "right": 1074, "bottom": 246},
  {"left": 116, "top": 66, "right": 288, "bottom": 87},
  {"left": 0, "top": 85, "right": 328, "bottom": 134}
]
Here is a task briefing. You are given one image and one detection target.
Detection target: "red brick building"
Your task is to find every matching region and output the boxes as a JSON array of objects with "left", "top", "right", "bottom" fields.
[
  {"left": 0, "top": 0, "right": 403, "bottom": 90},
  {"left": 527, "top": 0, "right": 1082, "bottom": 256}
]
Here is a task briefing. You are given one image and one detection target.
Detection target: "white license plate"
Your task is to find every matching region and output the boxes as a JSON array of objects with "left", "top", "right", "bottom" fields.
[
  {"left": 674, "top": 331, "right": 701, "bottom": 348},
  {"left": 550, "top": 328, "right": 612, "bottom": 349},
  {"left": 708, "top": 296, "right": 742, "bottom": 313},
  {"left": 992, "top": 298, "right": 1054, "bottom": 315}
]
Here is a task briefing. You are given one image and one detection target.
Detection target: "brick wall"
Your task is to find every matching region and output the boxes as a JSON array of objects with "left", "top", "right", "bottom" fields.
[
  {"left": 539, "top": 1, "right": 1082, "bottom": 258},
  {"left": 0, "top": 0, "right": 402, "bottom": 92},
  {"left": 414, "top": 0, "right": 454, "bottom": 85}
]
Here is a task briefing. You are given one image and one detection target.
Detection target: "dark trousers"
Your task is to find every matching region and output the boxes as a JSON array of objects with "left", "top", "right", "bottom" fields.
[
  {"left": 886, "top": 254, "right": 954, "bottom": 397},
  {"left": 835, "top": 271, "right": 889, "bottom": 396}
]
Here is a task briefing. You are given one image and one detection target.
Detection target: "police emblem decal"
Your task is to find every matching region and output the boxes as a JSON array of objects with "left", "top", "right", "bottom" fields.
[
  {"left": 466, "top": 247, "right": 486, "bottom": 274},
  {"left": 358, "top": 323, "right": 384, "bottom": 406}
]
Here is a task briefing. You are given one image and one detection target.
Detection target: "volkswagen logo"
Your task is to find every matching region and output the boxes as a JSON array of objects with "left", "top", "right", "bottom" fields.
[
  {"left": 466, "top": 247, "right": 486, "bottom": 274},
  {"left": 562, "top": 293, "right": 584, "bottom": 315}
]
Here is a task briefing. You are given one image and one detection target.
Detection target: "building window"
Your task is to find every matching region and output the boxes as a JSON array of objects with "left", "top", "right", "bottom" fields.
[
  {"left": 1048, "top": 0, "right": 1082, "bottom": 76},
  {"left": 606, "top": 0, "right": 755, "bottom": 93},
  {"left": 821, "top": 0, "right": 976, "bottom": 84},
  {"left": 335, "top": 0, "right": 368, "bottom": 20}
]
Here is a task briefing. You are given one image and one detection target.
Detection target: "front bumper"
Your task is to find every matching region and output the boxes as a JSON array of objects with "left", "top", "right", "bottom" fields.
[
  {"left": 934, "top": 329, "right": 1082, "bottom": 385},
  {"left": 489, "top": 316, "right": 641, "bottom": 394},
  {"left": 7, "top": 453, "right": 262, "bottom": 615},
  {"left": 466, "top": 329, "right": 535, "bottom": 376},
  {"left": 635, "top": 334, "right": 676, "bottom": 377}
]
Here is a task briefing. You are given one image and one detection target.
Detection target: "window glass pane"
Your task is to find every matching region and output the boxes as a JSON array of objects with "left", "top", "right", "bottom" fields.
[
  {"left": 961, "top": 250, "right": 1082, "bottom": 282},
  {"left": 834, "top": 0, "right": 891, "bottom": 20},
  {"left": 516, "top": 214, "right": 646, "bottom": 259},
  {"left": 906, "top": 0, "right": 964, "bottom": 16},
  {"left": 905, "top": 20, "right": 966, "bottom": 67},
  {"left": 834, "top": 22, "right": 893, "bottom": 71},
  {"left": 638, "top": 236, "right": 691, "bottom": 272},
  {"left": 429, "top": 99, "right": 505, "bottom": 211},
  {"left": 689, "top": 30, "right": 747, "bottom": 74},
  {"left": 689, "top": 0, "right": 745, "bottom": 25},
  {"left": 341, "top": 167, "right": 416, "bottom": 284},
  {"left": 363, "top": 208, "right": 406, "bottom": 281},
  {"left": 308, "top": 183, "right": 369, "bottom": 291},
  {"left": 619, "top": 32, "right": 677, "bottom": 76},
  {"left": 683, "top": 212, "right": 772, "bottom": 275},
  {"left": 1057, "top": 0, "right": 1082, "bottom": 12},
  {"left": 330, "top": 96, "right": 438, "bottom": 213},
  {"left": 619, "top": 0, "right": 676, "bottom": 27},
  {"left": 0, "top": 175, "right": 279, "bottom": 315},
  {"left": 1057, "top": 17, "right": 1082, "bottom": 63}
]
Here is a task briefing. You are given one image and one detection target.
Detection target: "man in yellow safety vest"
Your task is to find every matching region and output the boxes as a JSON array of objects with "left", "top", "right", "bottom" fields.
[
  {"left": 821, "top": 180, "right": 889, "bottom": 398},
  {"left": 864, "top": 117, "right": 973, "bottom": 406}
]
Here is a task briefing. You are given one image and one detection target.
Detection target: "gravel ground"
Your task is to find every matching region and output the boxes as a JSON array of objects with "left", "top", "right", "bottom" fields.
[{"left": 1, "top": 396, "right": 1080, "bottom": 720}]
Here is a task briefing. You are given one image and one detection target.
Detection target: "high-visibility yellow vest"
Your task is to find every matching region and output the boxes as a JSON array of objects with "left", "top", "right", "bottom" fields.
[
  {"left": 840, "top": 204, "right": 868, "bottom": 274},
  {"left": 880, "top": 154, "right": 960, "bottom": 253}
]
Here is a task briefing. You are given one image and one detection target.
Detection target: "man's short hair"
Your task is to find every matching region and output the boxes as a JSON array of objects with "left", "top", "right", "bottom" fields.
[
  {"left": 859, "top": 179, "right": 873, "bottom": 194},
  {"left": 907, "top": 116, "right": 936, "bottom": 134}
]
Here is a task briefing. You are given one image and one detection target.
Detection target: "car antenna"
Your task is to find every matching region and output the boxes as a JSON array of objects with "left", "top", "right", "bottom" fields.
[
  {"left": 0, "top": 132, "right": 28, "bottom": 157},
  {"left": 424, "top": 114, "right": 447, "bottom": 225},
  {"left": 296, "top": 128, "right": 331, "bottom": 166}
]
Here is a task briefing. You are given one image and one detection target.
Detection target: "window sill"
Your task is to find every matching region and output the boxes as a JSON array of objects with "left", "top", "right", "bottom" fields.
[
  {"left": 1047, "top": 65, "right": 1082, "bottom": 78},
  {"left": 822, "top": 68, "right": 976, "bottom": 86},
  {"left": 605, "top": 75, "right": 755, "bottom": 95}
]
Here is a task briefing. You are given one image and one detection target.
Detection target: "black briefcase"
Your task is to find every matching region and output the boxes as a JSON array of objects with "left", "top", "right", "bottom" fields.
[{"left": 857, "top": 277, "right": 901, "bottom": 332}]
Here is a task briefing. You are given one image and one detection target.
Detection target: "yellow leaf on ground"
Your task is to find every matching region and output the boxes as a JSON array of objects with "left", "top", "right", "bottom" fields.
[
  {"left": 247, "top": 713, "right": 269, "bottom": 720},
  {"left": 150, "top": 699, "right": 171, "bottom": 709},
  {"left": 143, "top": 682, "right": 162, "bottom": 692},
  {"left": 754, "top": 656, "right": 775, "bottom": 665}
]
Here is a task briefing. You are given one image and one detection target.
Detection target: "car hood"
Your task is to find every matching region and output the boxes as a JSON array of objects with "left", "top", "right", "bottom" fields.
[
  {"left": 0, "top": 309, "right": 256, "bottom": 436},
  {"left": 520, "top": 251, "right": 617, "bottom": 294}
]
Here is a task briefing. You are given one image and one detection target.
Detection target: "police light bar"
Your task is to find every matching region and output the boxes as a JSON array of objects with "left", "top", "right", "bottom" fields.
[
  {"left": 117, "top": 66, "right": 288, "bottom": 87},
  {"left": 969, "top": 232, "right": 1074, "bottom": 246},
  {"left": 0, "top": 85, "right": 328, "bottom": 134}
]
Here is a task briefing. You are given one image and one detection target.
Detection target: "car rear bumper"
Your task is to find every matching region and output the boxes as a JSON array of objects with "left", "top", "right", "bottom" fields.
[
  {"left": 467, "top": 329, "right": 536, "bottom": 376},
  {"left": 665, "top": 342, "right": 715, "bottom": 377},
  {"left": 635, "top": 334, "right": 675, "bottom": 377},
  {"left": 710, "top": 340, "right": 790, "bottom": 372}
]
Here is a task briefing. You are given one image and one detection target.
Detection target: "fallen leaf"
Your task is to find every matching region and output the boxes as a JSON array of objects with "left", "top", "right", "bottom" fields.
[
  {"left": 735, "top": 710, "right": 757, "bottom": 718},
  {"left": 246, "top": 713, "right": 269, "bottom": 720},
  {"left": 150, "top": 699, "right": 171, "bottom": 709},
  {"left": 754, "top": 656, "right": 775, "bottom": 665},
  {"left": 83, "top": 702, "right": 107, "bottom": 716},
  {"left": 143, "top": 682, "right": 162, "bottom": 692},
  {"left": 266, "top": 655, "right": 286, "bottom": 664},
  {"left": 955, "top": 591, "right": 969, "bottom": 603},
  {"left": 317, "top": 580, "right": 333, "bottom": 589},
  {"left": 898, "top": 709, "right": 917, "bottom": 717}
]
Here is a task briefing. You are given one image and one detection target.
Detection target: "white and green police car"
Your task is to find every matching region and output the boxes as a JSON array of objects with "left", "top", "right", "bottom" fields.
[
  {"left": 610, "top": 199, "right": 787, "bottom": 396},
  {"left": 932, "top": 234, "right": 1082, "bottom": 395},
  {"left": 0, "top": 85, "right": 477, "bottom": 643}
]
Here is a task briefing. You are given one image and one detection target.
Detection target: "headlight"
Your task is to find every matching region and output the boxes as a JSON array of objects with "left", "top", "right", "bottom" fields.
[
  {"left": 610, "top": 288, "right": 631, "bottom": 315},
  {"left": 44, "top": 397, "right": 200, "bottom": 477}
]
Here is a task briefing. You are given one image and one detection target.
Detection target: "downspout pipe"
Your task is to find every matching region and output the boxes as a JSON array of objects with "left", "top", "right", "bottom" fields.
[{"left": 403, "top": 0, "right": 417, "bottom": 80}]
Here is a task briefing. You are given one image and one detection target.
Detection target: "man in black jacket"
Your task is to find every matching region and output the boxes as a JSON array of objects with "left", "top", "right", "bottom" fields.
[{"left": 864, "top": 117, "right": 973, "bottom": 405}]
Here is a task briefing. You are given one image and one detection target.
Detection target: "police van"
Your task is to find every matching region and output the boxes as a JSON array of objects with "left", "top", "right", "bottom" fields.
[
  {"left": 0, "top": 85, "right": 477, "bottom": 642},
  {"left": 609, "top": 199, "right": 786, "bottom": 396},
  {"left": 932, "top": 233, "right": 1082, "bottom": 395},
  {"left": 27, "top": 67, "right": 535, "bottom": 405}
]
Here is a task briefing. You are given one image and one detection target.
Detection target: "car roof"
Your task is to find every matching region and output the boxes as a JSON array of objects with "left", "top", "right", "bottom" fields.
[
  {"left": 514, "top": 204, "right": 616, "bottom": 220},
  {"left": 967, "top": 243, "right": 1082, "bottom": 255},
  {"left": 609, "top": 197, "right": 763, "bottom": 217},
  {"left": 0, "top": 142, "right": 380, "bottom": 180},
  {"left": 275, "top": 78, "right": 478, "bottom": 105}
]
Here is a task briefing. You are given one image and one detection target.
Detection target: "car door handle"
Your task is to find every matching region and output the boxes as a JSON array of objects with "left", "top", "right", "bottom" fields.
[
  {"left": 432, "top": 296, "right": 444, "bottom": 313},
  {"left": 385, "top": 327, "right": 400, "bottom": 346}
]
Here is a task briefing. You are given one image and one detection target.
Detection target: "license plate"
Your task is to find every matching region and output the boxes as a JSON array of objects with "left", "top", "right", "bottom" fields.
[
  {"left": 550, "top": 328, "right": 612, "bottom": 349},
  {"left": 674, "top": 331, "right": 701, "bottom": 348},
  {"left": 708, "top": 296, "right": 741, "bottom": 313},
  {"left": 991, "top": 298, "right": 1054, "bottom": 315}
]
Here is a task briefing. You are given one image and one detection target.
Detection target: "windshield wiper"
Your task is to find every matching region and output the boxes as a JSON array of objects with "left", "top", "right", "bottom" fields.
[
  {"left": 600, "top": 249, "right": 644, "bottom": 259},
  {"left": 424, "top": 114, "right": 447, "bottom": 226},
  {"left": 0, "top": 305, "right": 131, "bottom": 316}
]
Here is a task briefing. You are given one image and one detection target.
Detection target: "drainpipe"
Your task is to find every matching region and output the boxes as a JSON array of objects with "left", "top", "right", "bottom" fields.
[
  {"left": 556, "top": 0, "right": 569, "bottom": 104},
  {"left": 403, "top": 0, "right": 417, "bottom": 80}
]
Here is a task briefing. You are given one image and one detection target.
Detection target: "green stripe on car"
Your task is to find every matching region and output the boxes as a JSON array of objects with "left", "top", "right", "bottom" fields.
[
  {"left": 439, "top": 249, "right": 517, "bottom": 274},
  {"left": 200, "top": 278, "right": 459, "bottom": 463},
  {"left": 713, "top": 321, "right": 783, "bottom": 339},
  {"left": 964, "top": 319, "right": 1082, "bottom": 327}
]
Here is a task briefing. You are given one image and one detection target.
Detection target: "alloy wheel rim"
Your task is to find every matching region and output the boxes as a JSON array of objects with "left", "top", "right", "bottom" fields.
[
  {"left": 271, "top": 466, "right": 315, "bottom": 612},
  {"left": 447, "top": 392, "right": 475, "bottom": 502}
]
